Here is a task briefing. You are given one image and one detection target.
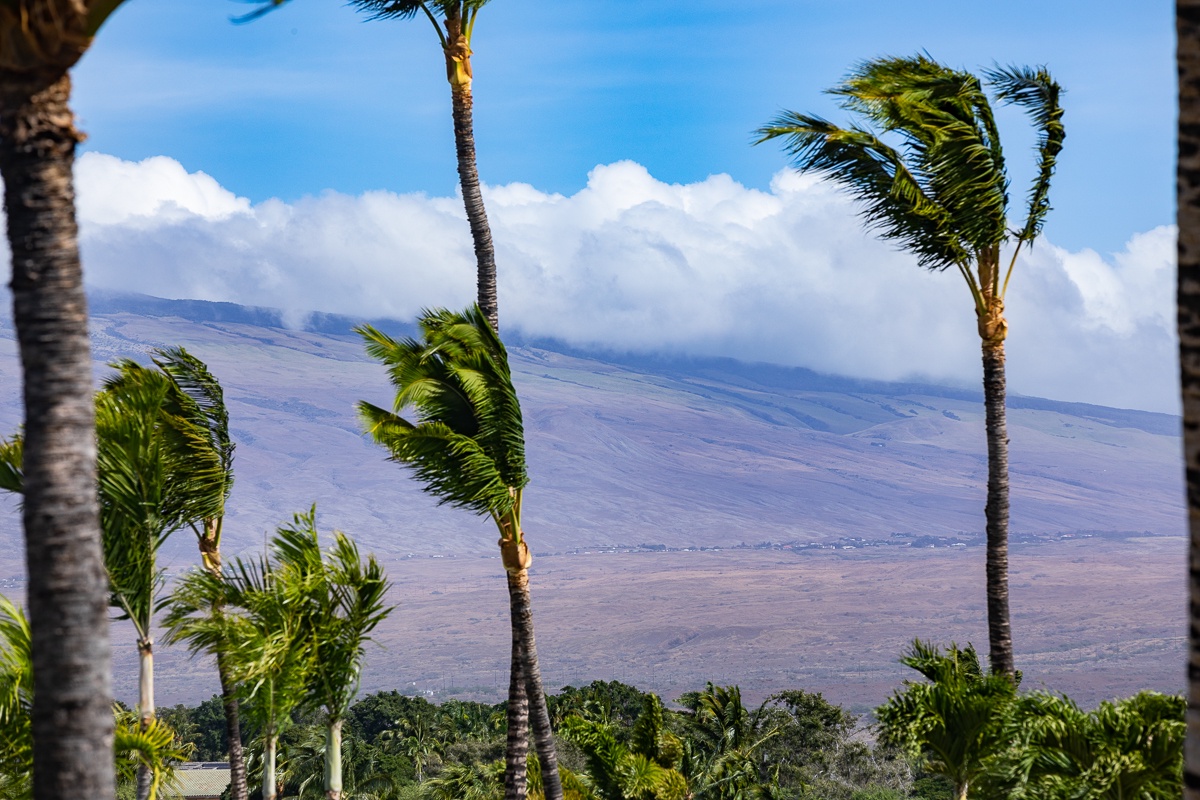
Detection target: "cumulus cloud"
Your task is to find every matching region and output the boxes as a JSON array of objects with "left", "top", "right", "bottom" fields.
[{"left": 60, "top": 152, "right": 1178, "bottom": 413}]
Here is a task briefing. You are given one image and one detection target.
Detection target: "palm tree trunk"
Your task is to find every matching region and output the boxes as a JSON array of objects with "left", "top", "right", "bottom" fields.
[
  {"left": 504, "top": 601, "right": 530, "bottom": 800},
  {"left": 263, "top": 731, "right": 278, "bottom": 800},
  {"left": 217, "top": 652, "right": 249, "bottom": 800},
  {"left": 508, "top": 568, "right": 564, "bottom": 800},
  {"left": 1178, "top": 2, "right": 1200, "bottom": 795},
  {"left": 450, "top": 84, "right": 499, "bottom": 330},
  {"left": 324, "top": 718, "right": 343, "bottom": 800},
  {"left": 980, "top": 340, "right": 1014, "bottom": 678},
  {"left": 203, "top": 531, "right": 249, "bottom": 800},
  {"left": 136, "top": 636, "right": 156, "bottom": 800},
  {"left": 0, "top": 70, "right": 115, "bottom": 800}
]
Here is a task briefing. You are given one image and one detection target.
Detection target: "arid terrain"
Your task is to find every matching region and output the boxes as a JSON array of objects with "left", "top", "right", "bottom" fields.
[{"left": 0, "top": 293, "right": 1186, "bottom": 714}]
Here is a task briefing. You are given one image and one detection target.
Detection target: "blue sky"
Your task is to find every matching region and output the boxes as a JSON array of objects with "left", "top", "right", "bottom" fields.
[
  {"left": 76, "top": 0, "right": 1170, "bottom": 256},
  {"left": 40, "top": 0, "right": 1178, "bottom": 413}
]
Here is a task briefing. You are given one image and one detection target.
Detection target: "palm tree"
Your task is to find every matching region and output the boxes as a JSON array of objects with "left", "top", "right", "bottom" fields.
[
  {"left": 164, "top": 552, "right": 313, "bottom": 800},
  {"left": 357, "top": 306, "right": 564, "bottom": 800},
  {"left": 991, "top": 690, "right": 1183, "bottom": 799},
  {"left": 151, "top": 347, "right": 249, "bottom": 800},
  {"left": 560, "top": 695, "right": 688, "bottom": 800},
  {"left": 273, "top": 509, "right": 394, "bottom": 800},
  {"left": 0, "top": 362, "right": 217, "bottom": 800},
  {"left": 241, "top": 0, "right": 500, "bottom": 328},
  {"left": 0, "top": 2, "right": 132, "bottom": 795},
  {"left": 875, "top": 641, "right": 1017, "bottom": 800},
  {"left": 757, "top": 55, "right": 1065, "bottom": 678},
  {"left": 1178, "top": 3, "right": 1200, "bottom": 795}
]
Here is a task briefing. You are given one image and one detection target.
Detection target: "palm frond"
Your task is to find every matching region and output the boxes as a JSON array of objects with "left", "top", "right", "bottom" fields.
[
  {"left": 0, "top": 435, "right": 23, "bottom": 496},
  {"left": 358, "top": 307, "right": 527, "bottom": 520},
  {"left": 985, "top": 64, "right": 1065, "bottom": 244}
]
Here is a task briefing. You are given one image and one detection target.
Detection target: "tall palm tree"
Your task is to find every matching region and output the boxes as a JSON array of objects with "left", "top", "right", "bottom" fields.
[
  {"left": 1179, "top": 3, "right": 1200, "bottom": 796},
  {"left": 243, "top": 0, "right": 500, "bottom": 328},
  {"left": 150, "top": 347, "right": 249, "bottom": 800},
  {"left": 0, "top": 2, "right": 132, "bottom": 796},
  {"left": 357, "top": 306, "right": 564, "bottom": 800},
  {"left": 757, "top": 55, "right": 1065, "bottom": 678},
  {"left": 273, "top": 509, "right": 393, "bottom": 800}
]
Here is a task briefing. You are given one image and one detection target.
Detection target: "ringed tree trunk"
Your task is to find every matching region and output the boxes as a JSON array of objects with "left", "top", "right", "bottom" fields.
[
  {"left": 0, "top": 68, "right": 116, "bottom": 800},
  {"left": 135, "top": 635, "right": 155, "bottom": 800},
  {"left": 503, "top": 614, "right": 529, "bottom": 800},
  {"left": 443, "top": 11, "right": 498, "bottom": 330},
  {"left": 201, "top": 527, "right": 249, "bottom": 800},
  {"left": 1178, "top": 2, "right": 1200, "bottom": 794},
  {"left": 975, "top": 247, "right": 1015, "bottom": 680},
  {"left": 324, "top": 718, "right": 343, "bottom": 800},
  {"left": 501, "top": 538, "right": 564, "bottom": 800},
  {"left": 262, "top": 726, "right": 278, "bottom": 800}
]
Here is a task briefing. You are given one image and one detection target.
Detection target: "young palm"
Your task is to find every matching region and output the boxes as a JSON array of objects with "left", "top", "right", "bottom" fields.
[
  {"left": 357, "top": 306, "right": 563, "bottom": 800},
  {"left": 875, "top": 640, "right": 1017, "bottom": 800},
  {"left": 273, "top": 509, "right": 393, "bottom": 800},
  {"left": 165, "top": 552, "right": 313, "bottom": 800},
  {"left": 1, "top": 2, "right": 135, "bottom": 795},
  {"left": 757, "top": 55, "right": 1065, "bottom": 678},
  {"left": 992, "top": 690, "right": 1183, "bottom": 799}
]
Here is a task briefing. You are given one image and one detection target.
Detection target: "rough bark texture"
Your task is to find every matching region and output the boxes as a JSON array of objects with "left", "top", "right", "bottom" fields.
[
  {"left": 217, "top": 652, "right": 248, "bottom": 800},
  {"left": 509, "top": 568, "right": 564, "bottom": 800},
  {"left": 980, "top": 341, "right": 1014, "bottom": 678},
  {"left": 450, "top": 85, "right": 499, "bottom": 330},
  {"left": 202, "top": 533, "right": 248, "bottom": 800},
  {"left": 1180, "top": 2, "right": 1200, "bottom": 794},
  {"left": 0, "top": 69, "right": 115, "bottom": 800},
  {"left": 504, "top": 577, "right": 530, "bottom": 800}
]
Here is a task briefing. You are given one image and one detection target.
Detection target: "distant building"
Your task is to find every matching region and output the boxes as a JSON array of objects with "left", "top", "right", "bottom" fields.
[{"left": 169, "top": 762, "right": 230, "bottom": 800}]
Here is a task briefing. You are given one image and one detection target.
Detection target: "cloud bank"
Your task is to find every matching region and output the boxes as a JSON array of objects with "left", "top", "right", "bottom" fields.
[{"left": 61, "top": 152, "right": 1177, "bottom": 413}]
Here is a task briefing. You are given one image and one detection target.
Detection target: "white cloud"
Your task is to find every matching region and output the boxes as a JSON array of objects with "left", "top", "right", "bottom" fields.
[{"left": 57, "top": 154, "right": 1179, "bottom": 413}]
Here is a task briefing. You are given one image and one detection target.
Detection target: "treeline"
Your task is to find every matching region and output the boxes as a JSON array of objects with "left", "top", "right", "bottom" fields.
[
  {"left": 161, "top": 679, "right": 929, "bottom": 800},
  {"left": 159, "top": 657, "right": 1184, "bottom": 800}
]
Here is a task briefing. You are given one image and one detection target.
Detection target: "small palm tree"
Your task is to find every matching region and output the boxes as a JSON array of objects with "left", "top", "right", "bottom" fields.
[
  {"left": 0, "top": 595, "right": 32, "bottom": 800},
  {"left": 875, "top": 641, "right": 1017, "bottom": 800},
  {"left": 758, "top": 55, "right": 1065, "bottom": 678},
  {"left": 165, "top": 553, "right": 313, "bottom": 800},
  {"left": 357, "top": 306, "right": 563, "bottom": 800},
  {"left": 993, "top": 690, "right": 1183, "bottom": 799},
  {"left": 274, "top": 509, "right": 394, "bottom": 800}
]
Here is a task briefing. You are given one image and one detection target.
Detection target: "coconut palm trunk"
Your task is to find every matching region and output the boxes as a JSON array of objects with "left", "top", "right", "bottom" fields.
[
  {"left": 976, "top": 247, "right": 1014, "bottom": 678},
  {"left": 441, "top": 7, "right": 498, "bottom": 329},
  {"left": 1179, "top": 2, "right": 1200, "bottom": 795},
  {"left": 0, "top": 68, "right": 115, "bottom": 800},
  {"left": 503, "top": 548, "right": 563, "bottom": 800}
]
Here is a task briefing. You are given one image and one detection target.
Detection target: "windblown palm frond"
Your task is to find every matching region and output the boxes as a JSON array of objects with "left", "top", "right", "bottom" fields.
[
  {"left": 875, "top": 641, "right": 1016, "bottom": 797},
  {"left": 985, "top": 64, "right": 1065, "bottom": 246},
  {"left": 114, "top": 710, "right": 193, "bottom": 800},
  {"left": 757, "top": 54, "right": 1062, "bottom": 278},
  {"left": 357, "top": 306, "right": 527, "bottom": 519},
  {"left": 152, "top": 346, "right": 234, "bottom": 530}
]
